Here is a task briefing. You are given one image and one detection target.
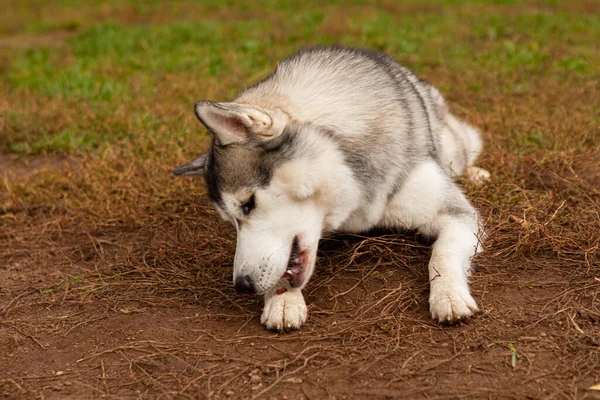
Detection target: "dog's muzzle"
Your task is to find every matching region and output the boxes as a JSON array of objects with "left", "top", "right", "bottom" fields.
[{"left": 234, "top": 275, "right": 255, "bottom": 294}]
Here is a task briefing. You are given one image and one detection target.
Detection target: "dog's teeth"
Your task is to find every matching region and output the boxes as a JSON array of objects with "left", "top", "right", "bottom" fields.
[{"left": 286, "top": 269, "right": 292, "bottom": 275}]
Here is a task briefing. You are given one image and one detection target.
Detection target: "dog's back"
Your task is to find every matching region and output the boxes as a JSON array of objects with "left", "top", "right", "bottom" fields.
[
  {"left": 174, "top": 46, "right": 490, "bottom": 329},
  {"left": 235, "top": 46, "right": 485, "bottom": 220},
  {"left": 237, "top": 47, "right": 430, "bottom": 141}
]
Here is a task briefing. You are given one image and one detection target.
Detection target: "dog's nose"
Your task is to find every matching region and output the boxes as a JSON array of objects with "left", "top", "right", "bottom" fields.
[{"left": 234, "top": 275, "right": 255, "bottom": 294}]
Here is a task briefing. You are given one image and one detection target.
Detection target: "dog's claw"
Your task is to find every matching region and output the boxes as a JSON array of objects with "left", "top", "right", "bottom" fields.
[
  {"left": 261, "top": 288, "right": 307, "bottom": 331},
  {"left": 429, "top": 285, "right": 479, "bottom": 323}
]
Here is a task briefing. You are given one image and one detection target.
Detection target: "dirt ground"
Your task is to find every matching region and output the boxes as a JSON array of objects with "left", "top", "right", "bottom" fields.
[
  {"left": 1, "top": 1, "right": 600, "bottom": 399},
  {"left": 1, "top": 152, "right": 599, "bottom": 399}
]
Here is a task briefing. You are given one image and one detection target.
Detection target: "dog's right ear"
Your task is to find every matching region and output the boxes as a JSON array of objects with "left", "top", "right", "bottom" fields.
[
  {"left": 194, "top": 101, "right": 287, "bottom": 146},
  {"left": 173, "top": 153, "right": 207, "bottom": 177}
]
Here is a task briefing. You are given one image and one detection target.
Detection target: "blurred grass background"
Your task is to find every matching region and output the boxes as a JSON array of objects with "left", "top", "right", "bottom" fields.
[{"left": 1, "top": 0, "right": 597, "bottom": 155}]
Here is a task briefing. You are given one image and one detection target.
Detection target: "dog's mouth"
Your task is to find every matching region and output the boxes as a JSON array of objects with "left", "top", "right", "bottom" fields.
[{"left": 281, "top": 236, "right": 308, "bottom": 288}]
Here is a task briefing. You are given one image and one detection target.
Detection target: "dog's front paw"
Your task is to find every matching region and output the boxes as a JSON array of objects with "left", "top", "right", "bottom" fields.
[
  {"left": 261, "top": 288, "right": 307, "bottom": 331},
  {"left": 429, "top": 284, "right": 478, "bottom": 323}
]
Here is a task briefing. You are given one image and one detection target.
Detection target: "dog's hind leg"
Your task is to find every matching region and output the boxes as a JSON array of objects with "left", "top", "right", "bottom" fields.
[
  {"left": 464, "top": 165, "right": 491, "bottom": 184},
  {"left": 439, "top": 115, "right": 490, "bottom": 184},
  {"left": 430, "top": 87, "right": 490, "bottom": 184}
]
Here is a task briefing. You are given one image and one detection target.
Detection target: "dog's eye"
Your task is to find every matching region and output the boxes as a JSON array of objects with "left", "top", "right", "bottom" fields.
[{"left": 241, "top": 195, "right": 255, "bottom": 216}]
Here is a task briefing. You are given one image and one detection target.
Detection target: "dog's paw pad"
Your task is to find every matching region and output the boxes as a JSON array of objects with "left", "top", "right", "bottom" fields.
[
  {"left": 261, "top": 290, "right": 307, "bottom": 331},
  {"left": 429, "top": 287, "right": 478, "bottom": 323},
  {"left": 465, "top": 166, "right": 490, "bottom": 185}
]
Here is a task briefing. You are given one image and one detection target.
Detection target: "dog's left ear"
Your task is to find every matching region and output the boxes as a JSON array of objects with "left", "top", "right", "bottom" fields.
[
  {"left": 194, "top": 101, "right": 288, "bottom": 146},
  {"left": 173, "top": 153, "right": 207, "bottom": 177}
]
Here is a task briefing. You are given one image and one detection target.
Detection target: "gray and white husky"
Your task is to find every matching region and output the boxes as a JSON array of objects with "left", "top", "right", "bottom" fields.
[{"left": 174, "top": 46, "right": 490, "bottom": 331}]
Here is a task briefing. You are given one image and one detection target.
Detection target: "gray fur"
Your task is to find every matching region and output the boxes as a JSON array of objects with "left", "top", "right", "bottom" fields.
[
  {"left": 177, "top": 45, "right": 485, "bottom": 228},
  {"left": 174, "top": 46, "right": 490, "bottom": 329},
  {"left": 239, "top": 46, "right": 448, "bottom": 226}
]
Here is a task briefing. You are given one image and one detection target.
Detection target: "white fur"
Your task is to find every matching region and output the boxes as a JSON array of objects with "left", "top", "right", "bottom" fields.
[
  {"left": 368, "top": 162, "right": 480, "bottom": 322},
  {"left": 221, "top": 132, "right": 362, "bottom": 295},
  {"left": 261, "top": 288, "right": 307, "bottom": 330},
  {"left": 428, "top": 218, "right": 480, "bottom": 322},
  {"left": 249, "top": 157, "right": 482, "bottom": 328},
  {"left": 215, "top": 134, "right": 485, "bottom": 328},
  {"left": 177, "top": 47, "right": 491, "bottom": 331},
  {"left": 378, "top": 161, "right": 447, "bottom": 229},
  {"left": 228, "top": 187, "right": 324, "bottom": 294},
  {"left": 465, "top": 166, "right": 491, "bottom": 184}
]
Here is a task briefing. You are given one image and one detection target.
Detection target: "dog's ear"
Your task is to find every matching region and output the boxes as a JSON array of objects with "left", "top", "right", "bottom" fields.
[
  {"left": 194, "top": 101, "right": 288, "bottom": 146},
  {"left": 173, "top": 153, "right": 207, "bottom": 177}
]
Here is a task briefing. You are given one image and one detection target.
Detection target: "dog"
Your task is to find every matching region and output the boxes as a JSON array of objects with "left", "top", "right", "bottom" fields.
[{"left": 174, "top": 46, "right": 490, "bottom": 331}]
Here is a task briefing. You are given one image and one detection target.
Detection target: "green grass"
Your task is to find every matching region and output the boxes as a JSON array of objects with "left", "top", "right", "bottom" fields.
[
  {"left": 7, "top": 128, "right": 102, "bottom": 153},
  {"left": 0, "top": 0, "right": 598, "bottom": 156},
  {"left": 41, "top": 276, "right": 84, "bottom": 293},
  {"left": 10, "top": 48, "right": 127, "bottom": 100}
]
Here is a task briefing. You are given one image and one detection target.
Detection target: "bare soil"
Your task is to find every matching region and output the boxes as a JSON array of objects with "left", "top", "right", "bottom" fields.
[{"left": 1, "top": 157, "right": 599, "bottom": 400}]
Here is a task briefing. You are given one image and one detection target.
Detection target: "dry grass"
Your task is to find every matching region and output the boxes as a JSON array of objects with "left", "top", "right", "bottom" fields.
[{"left": 1, "top": 0, "right": 599, "bottom": 399}]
